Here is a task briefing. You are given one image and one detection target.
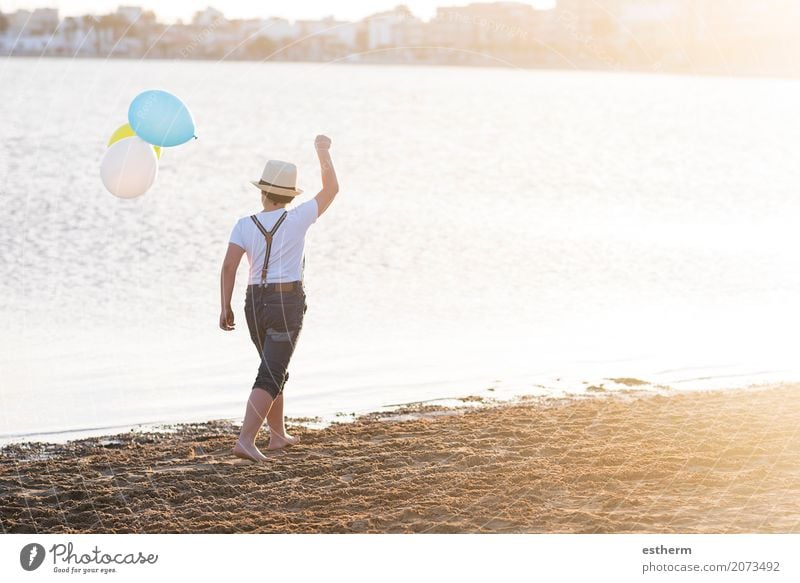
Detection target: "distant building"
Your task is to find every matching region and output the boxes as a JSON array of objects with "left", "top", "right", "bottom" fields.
[
  {"left": 553, "top": 0, "right": 617, "bottom": 50},
  {"left": 59, "top": 16, "right": 96, "bottom": 56},
  {"left": 429, "top": 6, "right": 471, "bottom": 48},
  {"left": 192, "top": 7, "right": 224, "bottom": 28},
  {"left": 257, "top": 17, "right": 297, "bottom": 42},
  {"left": 435, "top": 2, "right": 540, "bottom": 46},
  {"left": 319, "top": 18, "right": 359, "bottom": 49},
  {"left": 290, "top": 18, "right": 356, "bottom": 61},
  {"left": 553, "top": 0, "right": 679, "bottom": 66},
  {"left": 615, "top": 0, "right": 688, "bottom": 65},
  {"left": 394, "top": 15, "right": 426, "bottom": 47},
  {"left": 428, "top": 2, "right": 555, "bottom": 66},
  {"left": 0, "top": 1, "right": 797, "bottom": 75},
  {"left": 365, "top": 5, "right": 413, "bottom": 50},
  {"left": 116, "top": 6, "right": 143, "bottom": 24},
  {"left": 6, "top": 9, "right": 32, "bottom": 34},
  {"left": 27, "top": 7, "right": 59, "bottom": 35},
  {"left": 684, "top": 0, "right": 800, "bottom": 72}
]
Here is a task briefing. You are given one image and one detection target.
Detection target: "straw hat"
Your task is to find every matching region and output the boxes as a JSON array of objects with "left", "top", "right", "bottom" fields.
[{"left": 250, "top": 160, "right": 303, "bottom": 196}]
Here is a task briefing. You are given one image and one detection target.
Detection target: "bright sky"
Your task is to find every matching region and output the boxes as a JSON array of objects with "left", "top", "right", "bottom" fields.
[{"left": 2, "top": 1, "right": 557, "bottom": 23}]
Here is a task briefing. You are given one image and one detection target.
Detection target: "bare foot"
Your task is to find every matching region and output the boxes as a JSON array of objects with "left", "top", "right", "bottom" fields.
[
  {"left": 231, "top": 440, "right": 269, "bottom": 462},
  {"left": 267, "top": 430, "right": 301, "bottom": 451}
]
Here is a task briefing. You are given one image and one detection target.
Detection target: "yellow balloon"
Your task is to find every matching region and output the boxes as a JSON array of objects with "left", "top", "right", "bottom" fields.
[{"left": 107, "top": 123, "right": 161, "bottom": 159}]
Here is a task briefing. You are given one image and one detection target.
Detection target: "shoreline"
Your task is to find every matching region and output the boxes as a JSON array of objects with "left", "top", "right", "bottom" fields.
[
  {"left": 3, "top": 373, "right": 793, "bottom": 447},
  {"left": 2, "top": 383, "right": 799, "bottom": 533},
  {"left": 3, "top": 54, "right": 799, "bottom": 81}
]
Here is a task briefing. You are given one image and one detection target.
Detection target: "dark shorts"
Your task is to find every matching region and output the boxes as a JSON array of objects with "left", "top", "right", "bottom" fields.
[{"left": 244, "top": 283, "right": 307, "bottom": 399}]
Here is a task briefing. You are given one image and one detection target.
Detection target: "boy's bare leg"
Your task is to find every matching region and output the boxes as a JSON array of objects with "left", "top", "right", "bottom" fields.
[
  {"left": 267, "top": 393, "right": 300, "bottom": 449},
  {"left": 232, "top": 388, "right": 273, "bottom": 462}
]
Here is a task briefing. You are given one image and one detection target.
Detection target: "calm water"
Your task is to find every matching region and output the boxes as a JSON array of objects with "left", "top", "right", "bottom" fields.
[{"left": 2, "top": 58, "right": 800, "bottom": 444}]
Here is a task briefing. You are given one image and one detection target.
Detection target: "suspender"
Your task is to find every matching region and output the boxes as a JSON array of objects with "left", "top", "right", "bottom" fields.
[{"left": 250, "top": 211, "right": 288, "bottom": 287}]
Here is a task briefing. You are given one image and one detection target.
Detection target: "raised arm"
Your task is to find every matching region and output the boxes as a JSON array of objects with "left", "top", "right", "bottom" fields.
[
  {"left": 219, "top": 243, "right": 245, "bottom": 331},
  {"left": 313, "top": 134, "right": 339, "bottom": 217}
]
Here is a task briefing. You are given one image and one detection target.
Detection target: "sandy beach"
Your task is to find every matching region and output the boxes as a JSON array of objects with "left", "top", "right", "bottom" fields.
[{"left": 1, "top": 383, "right": 799, "bottom": 534}]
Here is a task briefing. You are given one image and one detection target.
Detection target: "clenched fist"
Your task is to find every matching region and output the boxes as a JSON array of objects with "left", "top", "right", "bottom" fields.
[
  {"left": 314, "top": 134, "right": 331, "bottom": 151},
  {"left": 219, "top": 306, "right": 235, "bottom": 331}
]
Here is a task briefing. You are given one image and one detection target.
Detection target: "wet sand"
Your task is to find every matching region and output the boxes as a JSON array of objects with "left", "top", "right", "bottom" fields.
[{"left": 1, "top": 384, "right": 799, "bottom": 533}]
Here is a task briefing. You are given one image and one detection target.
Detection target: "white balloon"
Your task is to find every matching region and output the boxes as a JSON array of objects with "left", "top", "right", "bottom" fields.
[{"left": 100, "top": 136, "right": 158, "bottom": 199}]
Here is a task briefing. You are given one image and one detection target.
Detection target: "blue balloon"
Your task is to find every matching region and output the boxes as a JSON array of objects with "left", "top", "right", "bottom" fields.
[{"left": 128, "top": 90, "right": 196, "bottom": 147}]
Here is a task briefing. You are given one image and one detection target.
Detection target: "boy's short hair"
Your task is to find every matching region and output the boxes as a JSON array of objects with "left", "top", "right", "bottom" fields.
[{"left": 264, "top": 192, "right": 294, "bottom": 204}]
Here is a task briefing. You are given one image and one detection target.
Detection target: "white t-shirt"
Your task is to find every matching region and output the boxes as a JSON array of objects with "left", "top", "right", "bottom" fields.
[{"left": 228, "top": 199, "right": 318, "bottom": 284}]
